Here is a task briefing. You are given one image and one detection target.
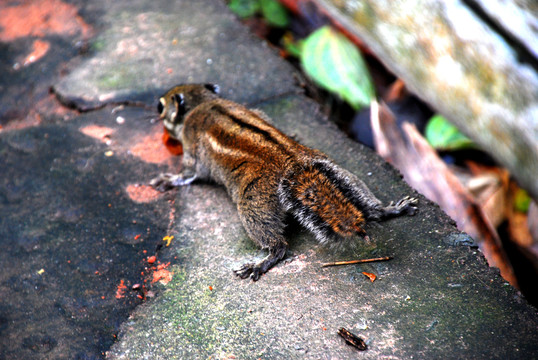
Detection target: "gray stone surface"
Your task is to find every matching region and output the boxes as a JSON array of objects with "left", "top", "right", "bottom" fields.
[
  {"left": 2, "top": 0, "right": 537, "bottom": 358},
  {"left": 55, "top": 0, "right": 537, "bottom": 358},
  {"left": 0, "top": 108, "right": 172, "bottom": 359},
  {"left": 107, "top": 94, "right": 538, "bottom": 359},
  {"left": 53, "top": 0, "right": 299, "bottom": 110}
]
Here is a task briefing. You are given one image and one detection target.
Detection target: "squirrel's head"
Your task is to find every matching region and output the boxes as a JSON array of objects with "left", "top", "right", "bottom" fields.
[{"left": 157, "top": 83, "right": 220, "bottom": 139}]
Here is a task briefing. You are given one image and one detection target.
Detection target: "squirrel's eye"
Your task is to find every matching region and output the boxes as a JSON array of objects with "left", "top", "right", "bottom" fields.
[
  {"left": 174, "top": 93, "right": 186, "bottom": 115},
  {"left": 157, "top": 98, "right": 165, "bottom": 115}
]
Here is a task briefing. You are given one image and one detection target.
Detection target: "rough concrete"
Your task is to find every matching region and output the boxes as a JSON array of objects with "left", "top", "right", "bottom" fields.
[
  {"left": 1, "top": 0, "right": 537, "bottom": 359},
  {"left": 107, "top": 94, "right": 538, "bottom": 359},
  {"left": 53, "top": 0, "right": 299, "bottom": 110},
  {"left": 0, "top": 108, "right": 172, "bottom": 359}
]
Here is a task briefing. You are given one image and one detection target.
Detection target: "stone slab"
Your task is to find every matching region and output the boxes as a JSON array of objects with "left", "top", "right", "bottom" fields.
[{"left": 52, "top": 0, "right": 299, "bottom": 111}]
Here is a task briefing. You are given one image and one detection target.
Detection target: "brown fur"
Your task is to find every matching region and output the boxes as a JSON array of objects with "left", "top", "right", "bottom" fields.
[{"left": 151, "top": 84, "right": 418, "bottom": 280}]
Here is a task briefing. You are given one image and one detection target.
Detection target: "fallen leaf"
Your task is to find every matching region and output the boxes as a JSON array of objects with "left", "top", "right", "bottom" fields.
[
  {"left": 163, "top": 235, "right": 174, "bottom": 246},
  {"left": 362, "top": 272, "right": 376, "bottom": 282},
  {"left": 130, "top": 124, "right": 177, "bottom": 164},
  {"left": 425, "top": 114, "right": 474, "bottom": 150},
  {"left": 464, "top": 163, "right": 509, "bottom": 228},
  {"left": 371, "top": 100, "right": 517, "bottom": 287},
  {"left": 383, "top": 79, "right": 408, "bottom": 102}
]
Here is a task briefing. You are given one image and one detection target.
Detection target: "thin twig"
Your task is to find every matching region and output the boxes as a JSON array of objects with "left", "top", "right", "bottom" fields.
[{"left": 321, "top": 256, "right": 392, "bottom": 268}]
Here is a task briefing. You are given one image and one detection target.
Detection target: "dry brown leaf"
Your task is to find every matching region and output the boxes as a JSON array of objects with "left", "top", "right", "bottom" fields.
[
  {"left": 464, "top": 163, "right": 510, "bottom": 228},
  {"left": 383, "top": 79, "right": 408, "bottom": 103},
  {"left": 371, "top": 100, "right": 517, "bottom": 286},
  {"left": 507, "top": 182, "right": 535, "bottom": 249},
  {"left": 362, "top": 272, "right": 377, "bottom": 282},
  {"left": 509, "top": 212, "right": 534, "bottom": 248}
]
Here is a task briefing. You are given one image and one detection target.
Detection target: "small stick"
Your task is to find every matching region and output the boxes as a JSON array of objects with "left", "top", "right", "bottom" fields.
[{"left": 321, "top": 256, "right": 392, "bottom": 268}]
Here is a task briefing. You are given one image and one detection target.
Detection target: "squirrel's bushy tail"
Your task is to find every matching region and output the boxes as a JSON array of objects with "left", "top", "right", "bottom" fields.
[{"left": 278, "top": 158, "right": 370, "bottom": 245}]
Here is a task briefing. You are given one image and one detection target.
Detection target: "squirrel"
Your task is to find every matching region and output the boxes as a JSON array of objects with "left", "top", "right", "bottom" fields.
[{"left": 150, "top": 84, "right": 418, "bottom": 281}]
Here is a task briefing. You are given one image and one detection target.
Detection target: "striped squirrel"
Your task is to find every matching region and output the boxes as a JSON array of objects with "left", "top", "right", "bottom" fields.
[{"left": 150, "top": 84, "right": 418, "bottom": 280}]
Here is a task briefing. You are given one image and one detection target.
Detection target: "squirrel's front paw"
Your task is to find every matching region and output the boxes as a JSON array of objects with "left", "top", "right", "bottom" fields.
[
  {"left": 150, "top": 173, "right": 197, "bottom": 192},
  {"left": 150, "top": 173, "right": 177, "bottom": 192},
  {"left": 395, "top": 196, "right": 418, "bottom": 215},
  {"left": 233, "top": 262, "right": 262, "bottom": 281}
]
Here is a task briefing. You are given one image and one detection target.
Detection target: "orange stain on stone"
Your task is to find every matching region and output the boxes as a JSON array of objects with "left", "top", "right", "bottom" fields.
[
  {"left": 21, "top": 39, "right": 51, "bottom": 66},
  {"left": 1, "top": 112, "right": 41, "bottom": 131},
  {"left": 152, "top": 269, "right": 173, "bottom": 285},
  {"left": 0, "top": 0, "right": 92, "bottom": 41},
  {"left": 125, "top": 184, "right": 162, "bottom": 203},
  {"left": 79, "top": 125, "right": 116, "bottom": 142},
  {"left": 130, "top": 124, "right": 176, "bottom": 164}
]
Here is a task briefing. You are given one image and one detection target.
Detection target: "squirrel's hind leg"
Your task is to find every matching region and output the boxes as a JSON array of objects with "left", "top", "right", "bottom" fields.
[
  {"left": 234, "top": 245, "right": 286, "bottom": 281},
  {"left": 233, "top": 191, "right": 288, "bottom": 281}
]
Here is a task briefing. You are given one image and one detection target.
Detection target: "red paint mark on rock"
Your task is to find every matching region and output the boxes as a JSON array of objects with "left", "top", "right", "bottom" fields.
[
  {"left": 130, "top": 124, "right": 176, "bottom": 164},
  {"left": 79, "top": 125, "right": 116, "bottom": 141},
  {"left": 2, "top": 93, "right": 78, "bottom": 132},
  {"left": 0, "top": 0, "right": 92, "bottom": 41},
  {"left": 152, "top": 269, "right": 173, "bottom": 285},
  {"left": 125, "top": 184, "right": 162, "bottom": 203},
  {"left": 2, "top": 112, "right": 41, "bottom": 131},
  {"left": 21, "top": 39, "right": 51, "bottom": 66},
  {"left": 115, "top": 279, "right": 127, "bottom": 299}
]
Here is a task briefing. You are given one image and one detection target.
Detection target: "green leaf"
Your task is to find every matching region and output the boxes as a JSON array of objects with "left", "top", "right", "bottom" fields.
[
  {"left": 260, "top": 0, "right": 289, "bottom": 27},
  {"left": 281, "top": 33, "right": 303, "bottom": 58},
  {"left": 425, "top": 114, "right": 475, "bottom": 150},
  {"left": 229, "top": 0, "right": 260, "bottom": 18},
  {"left": 513, "top": 188, "right": 531, "bottom": 213},
  {"left": 300, "top": 25, "right": 375, "bottom": 110}
]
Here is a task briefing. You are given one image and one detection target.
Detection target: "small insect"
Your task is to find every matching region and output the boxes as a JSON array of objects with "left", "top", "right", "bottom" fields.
[{"left": 338, "top": 327, "right": 367, "bottom": 351}]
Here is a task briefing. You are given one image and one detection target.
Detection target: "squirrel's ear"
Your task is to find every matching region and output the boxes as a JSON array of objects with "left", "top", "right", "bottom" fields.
[
  {"left": 204, "top": 83, "right": 220, "bottom": 94},
  {"left": 173, "top": 93, "right": 186, "bottom": 115}
]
